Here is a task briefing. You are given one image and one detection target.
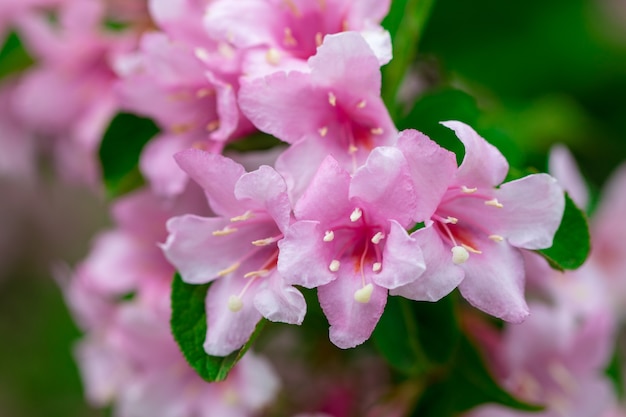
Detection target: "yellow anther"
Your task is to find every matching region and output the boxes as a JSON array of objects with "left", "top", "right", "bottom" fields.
[
  {"left": 350, "top": 208, "right": 362, "bottom": 222},
  {"left": 283, "top": 27, "right": 297, "bottom": 46},
  {"left": 243, "top": 269, "right": 270, "bottom": 278},
  {"left": 446, "top": 216, "right": 459, "bottom": 224},
  {"left": 489, "top": 234, "right": 504, "bottom": 242},
  {"left": 196, "top": 88, "right": 214, "bottom": 98},
  {"left": 206, "top": 120, "right": 220, "bottom": 132},
  {"left": 461, "top": 186, "right": 478, "bottom": 193},
  {"left": 371, "top": 232, "right": 385, "bottom": 244},
  {"left": 370, "top": 127, "right": 383, "bottom": 135},
  {"left": 356, "top": 100, "right": 367, "bottom": 109},
  {"left": 329, "top": 259, "right": 341, "bottom": 272},
  {"left": 485, "top": 198, "right": 504, "bottom": 208},
  {"left": 348, "top": 144, "right": 358, "bottom": 154},
  {"left": 315, "top": 32, "right": 323, "bottom": 47},
  {"left": 461, "top": 243, "right": 482, "bottom": 254},
  {"left": 328, "top": 92, "right": 337, "bottom": 106},
  {"left": 251, "top": 237, "right": 275, "bottom": 246},
  {"left": 318, "top": 126, "right": 328, "bottom": 137},
  {"left": 230, "top": 211, "right": 254, "bottom": 222},
  {"left": 323, "top": 231, "right": 335, "bottom": 242},
  {"left": 372, "top": 262, "right": 382, "bottom": 272},
  {"left": 212, "top": 227, "right": 238, "bottom": 236}
]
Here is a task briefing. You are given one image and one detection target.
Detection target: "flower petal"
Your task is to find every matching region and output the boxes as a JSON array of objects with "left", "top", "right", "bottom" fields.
[{"left": 253, "top": 271, "right": 306, "bottom": 325}]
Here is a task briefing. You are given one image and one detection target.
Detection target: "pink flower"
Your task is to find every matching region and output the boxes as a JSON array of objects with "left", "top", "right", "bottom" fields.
[
  {"left": 278, "top": 147, "right": 427, "bottom": 349},
  {"left": 162, "top": 149, "right": 306, "bottom": 356},
  {"left": 393, "top": 121, "right": 565, "bottom": 322},
  {"left": 240, "top": 32, "right": 397, "bottom": 202},
  {"left": 204, "top": 0, "right": 391, "bottom": 77}
]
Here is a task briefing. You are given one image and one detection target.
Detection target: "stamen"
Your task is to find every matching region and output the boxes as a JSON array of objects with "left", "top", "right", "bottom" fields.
[
  {"left": 342, "top": 20, "right": 349, "bottom": 31},
  {"left": 354, "top": 283, "right": 374, "bottom": 303},
  {"left": 489, "top": 234, "right": 504, "bottom": 242},
  {"left": 371, "top": 232, "right": 385, "bottom": 244},
  {"left": 462, "top": 186, "right": 478, "bottom": 193},
  {"left": 548, "top": 362, "right": 578, "bottom": 394},
  {"left": 283, "top": 0, "right": 301, "bottom": 16},
  {"left": 323, "top": 230, "right": 335, "bottom": 242},
  {"left": 350, "top": 208, "right": 362, "bottom": 222},
  {"left": 196, "top": 88, "right": 214, "bottom": 98},
  {"left": 227, "top": 295, "right": 243, "bottom": 312},
  {"left": 283, "top": 27, "right": 297, "bottom": 46},
  {"left": 329, "top": 259, "right": 341, "bottom": 272},
  {"left": 218, "top": 262, "right": 240, "bottom": 276},
  {"left": 315, "top": 32, "right": 323, "bottom": 47},
  {"left": 212, "top": 226, "right": 238, "bottom": 236},
  {"left": 171, "top": 123, "right": 193, "bottom": 134},
  {"left": 372, "top": 262, "right": 382, "bottom": 272},
  {"left": 265, "top": 48, "right": 281, "bottom": 65},
  {"left": 356, "top": 100, "right": 367, "bottom": 109},
  {"left": 328, "top": 92, "right": 337, "bottom": 106},
  {"left": 485, "top": 198, "right": 504, "bottom": 208},
  {"left": 230, "top": 211, "right": 254, "bottom": 222},
  {"left": 218, "top": 42, "right": 235, "bottom": 59},
  {"left": 446, "top": 216, "right": 458, "bottom": 224},
  {"left": 461, "top": 243, "right": 482, "bottom": 254},
  {"left": 206, "top": 120, "right": 220, "bottom": 132},
  {"left": 194, "top": 47, "right": 210, "bottom": 62},
  {"left": 370, "top": 127, "right": 383, "bottom": 135},
  {"left": 451, "top": 246, "right": 469, "bottom": 264},
  {"left": 348, "top": 144, "right": 358, "bottom": 154},
  {"left": 251, "top": 237, "right": 278, "bottom": 246},
  {"left": 318, "top": 126, "right": 328, "bottom": 137},
  {"left": 243, "top": 269, "right": 270, "bottom": 278}
]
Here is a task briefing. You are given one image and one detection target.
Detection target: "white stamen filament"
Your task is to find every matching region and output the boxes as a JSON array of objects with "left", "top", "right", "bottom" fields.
[
  {"left": 372, "top": 262, "right": 382, "bottom": 272},
  {"left": 354, "top": 283, "right": 374, "bottom": 303},
  {"left": 451, "top": 246, "right": 470, "bottom": 264},
  {"left": 323, "top": 230, "right": 335, "bottom": 242},
  {"left": 329, "top": 259, "right": 341, "bottom": 272},
  {"left": 371, "top": 232, "right": 385, "bottom": 244},
  {"left": 227, "top": 295, "right": 243, "bottom": 312},
  {"left": 350, "top": 208, "right": 362, "bottom": 222},
  {"left": 218, "top": 263, "right": 240, "bottom": 277},
  {"left": 485, "top": 198, "right": 504, "bottom": 208},
  {"left": 243, "top": 269, "right": 270, "bottom": 278}
]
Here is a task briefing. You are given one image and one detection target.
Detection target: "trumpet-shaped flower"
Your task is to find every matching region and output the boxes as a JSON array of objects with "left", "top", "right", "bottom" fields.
[
  {"left": 393, "top": 121, "right": 565, "bottom": 322},
  {"left": 278, "top": 148, "right": 426, "bottom": 349},
  {"left": 162, "top": 149, "right": 305, "bottom": 356},
  {"left": 240, "top": 32, "right": 397, "bottom": 201}
]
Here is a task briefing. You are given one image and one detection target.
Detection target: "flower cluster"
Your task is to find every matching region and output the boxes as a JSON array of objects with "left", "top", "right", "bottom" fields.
[{"left": 5, "top": 0, "right": 624, "bottom": 416}]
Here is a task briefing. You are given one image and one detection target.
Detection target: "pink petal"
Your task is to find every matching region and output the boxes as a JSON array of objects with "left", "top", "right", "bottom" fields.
[
  {"left": 396, "top": 129, "right": 458, "bottom": 222},
  {"left": 234, "top": 166, "right": 291, "bottom": 233},
  {"left": 492, "top": 174, "right": 565, "bottom": 250},
  {"left": 548, "top": 144, "right": 589, "bottom": 210},
  {"left": 350, "top": 147, "right": 417, "bottom": 228},
  {"left": 442, "top": 121, "right": 509, "bottom": 189},
  {"left": 253, "top": 271, "right": 306, "bottom": 325},
  {"left": 318, "top": 272, "right": 388, "bottom": 349},
  {"left": 372, "top": 220, "right": 426, "bottom": 289},
  {"left": 390, "top": 225, "right": 464, "bottom": 302},
  {"left": 204, "top": 276, "right": 263, "bottom": 356},
  {"left": 174, "top": 150, "right": 245, "bottom": 217},
  {"left": 140, "top": 132, "right": 192, "bottom": 197},
  {"left": 277, "top": 220, "right": 336, "bottom": 288},
  {"left": 458, "top": 239, "right": 529, "bottom": 323}
]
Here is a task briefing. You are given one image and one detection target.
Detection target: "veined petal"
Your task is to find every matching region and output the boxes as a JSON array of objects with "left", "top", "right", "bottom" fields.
[
  {"left": 442, "top": 121, "right": 509, "bottom": 189},
  {"left": 235, "top": 166, "right": 291, "bottom": 233},
  {"left": 350, "top": 147, "right": 417, "bottom": 228},
  {"left": 162, "top": 215, "right": 276, "bottom": 284},
  {"left": 391, "top": 225, "right": 464, "bottom": 302},
  {"left": 372, "top": 221, "right": 425, "bottom": 289},
  {"left": 204, "top": 276, "right": 263, "bottom": 356},
  {"left": 277, "top": 221, "right": 336, "bottom": 288},
  {"left": 174, "top": 150, "right": 245, "bottom": 217},
  {"left": 549, "top": 144, "right": 589, "bottom": 210},
  {"left": 396, "top": 129, "right": 458, "bottom": 222},
  {"left": 492, "top": 174, "right": 565, "bottom": 250},
  {"left": 318, "top": 271, "right": 388, "bottom": 349},
  {"left": 458, "top": 238, "right": 529, "bottom": 323},
  {"left": 253, "top": 271, "right": 306, "bottom": 325}
]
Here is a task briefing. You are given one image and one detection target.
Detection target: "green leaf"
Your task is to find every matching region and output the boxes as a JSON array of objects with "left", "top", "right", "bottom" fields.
[
  {"left": 382, "top": 0, "right": 437, "bottom": 118},
  {"left": 98, "top": 113, "right": 159, "bottom": 198},
  {"left": 538, "top": 193, "right": 590, "bottom": 270},
  {"left": 410, "top": 335, "right": 543, "bottom": 416},
  {"left": 0, "top": 31, "right": 34, "bottom": 80},
  {"left": 170, "top": 274, "right": 265, "bottom": 382},
  {"left": 373, "top": 297, "right": 429, "bottom": 375},
  {"left": 373, "top": 294, "right": 460, "bottom": 375}
]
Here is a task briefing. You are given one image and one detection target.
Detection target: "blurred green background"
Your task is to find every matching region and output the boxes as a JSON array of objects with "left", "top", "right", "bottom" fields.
[{"left": 0, "top": 0, "right": 625, "bottom": 415}]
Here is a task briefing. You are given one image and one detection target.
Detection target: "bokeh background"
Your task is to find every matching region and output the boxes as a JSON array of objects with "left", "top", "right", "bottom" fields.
[{"left": 0, "top": 0, "right": 624, "bottom": 415}]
